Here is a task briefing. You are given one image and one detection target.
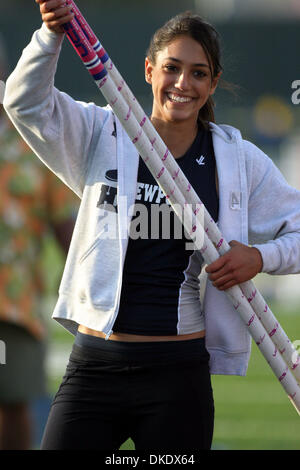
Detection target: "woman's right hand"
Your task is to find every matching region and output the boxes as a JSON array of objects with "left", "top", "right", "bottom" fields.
[{"left": 35, "top": 0, "right": 74, "bottom": 33}]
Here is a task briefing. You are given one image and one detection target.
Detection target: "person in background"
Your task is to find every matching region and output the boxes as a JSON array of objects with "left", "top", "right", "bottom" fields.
[{"left": 0, "top": 35, "right": 79, "bottom": 450}]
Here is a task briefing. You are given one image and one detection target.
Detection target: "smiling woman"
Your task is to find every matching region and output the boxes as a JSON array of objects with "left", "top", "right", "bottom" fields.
[
  {"left": 144, "top": 13, "right": 223, "bottom": 158},
  {"left": 146, "top": 12, "right": 223, "bottom": 124},
  {"left": 145, "top": 36, "right": 220, "bottom": 157}
]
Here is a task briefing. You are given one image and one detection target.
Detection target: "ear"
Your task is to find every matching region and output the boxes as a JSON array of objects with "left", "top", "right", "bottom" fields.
[
  {"left": 209, "top": 71, "right": 222, "bottom": 96},
  {"left": 145, "top": 57, "right": 153, "bottom": 84}
]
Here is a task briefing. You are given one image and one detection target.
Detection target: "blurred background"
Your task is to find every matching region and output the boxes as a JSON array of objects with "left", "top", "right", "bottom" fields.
[{"left": 0, "top": 0, "right": 300, "bottom": 451}]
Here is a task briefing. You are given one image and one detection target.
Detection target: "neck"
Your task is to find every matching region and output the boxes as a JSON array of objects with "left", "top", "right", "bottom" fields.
[{"left": 150, "top": 117, "right": 198, "bottom": 159}]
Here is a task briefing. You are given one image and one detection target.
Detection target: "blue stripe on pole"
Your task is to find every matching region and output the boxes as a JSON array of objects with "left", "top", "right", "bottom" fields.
[
  {"left": 91, "top": 67, "right": 108, "bottom": 80},
  {"left": 100, "top": 52, "right": 109, "bottom": 63}
]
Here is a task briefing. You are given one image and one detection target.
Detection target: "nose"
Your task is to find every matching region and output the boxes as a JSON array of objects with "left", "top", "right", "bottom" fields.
[{"left": 175, "top": 70, "right": 190, "bottom": 90}]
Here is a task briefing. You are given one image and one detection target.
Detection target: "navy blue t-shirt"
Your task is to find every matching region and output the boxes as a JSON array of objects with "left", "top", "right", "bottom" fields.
[{"left": 114, "top": 126, "right": 218, "bottom": 335}]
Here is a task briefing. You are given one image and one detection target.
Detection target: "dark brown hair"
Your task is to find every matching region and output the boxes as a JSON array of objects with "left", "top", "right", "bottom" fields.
[{"left": 146, "top": 11, "right": 223, "bottom": 125}]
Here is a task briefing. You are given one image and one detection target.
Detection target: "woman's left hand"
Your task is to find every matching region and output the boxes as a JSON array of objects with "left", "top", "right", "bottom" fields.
[{"left": 205, "top": 240, "right": 263, "bottom": 291}]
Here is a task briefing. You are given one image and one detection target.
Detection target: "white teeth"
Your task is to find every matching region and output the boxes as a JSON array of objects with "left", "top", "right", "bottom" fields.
[{"left": 167, "top": 93, "right": 192, "bottom": 103}]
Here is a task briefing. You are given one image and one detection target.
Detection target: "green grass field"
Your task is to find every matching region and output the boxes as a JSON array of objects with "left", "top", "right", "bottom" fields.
[
  {"left": 43, "top": 239, "right": 300, "bottom": 450},
  {"left": 211, "top": 310, "right": 300, "bottom": 451}
]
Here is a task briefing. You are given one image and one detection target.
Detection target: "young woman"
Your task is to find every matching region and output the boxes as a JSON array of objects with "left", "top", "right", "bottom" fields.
[{"left": 4, "top": 0, "right": 300, "bottom": 451}]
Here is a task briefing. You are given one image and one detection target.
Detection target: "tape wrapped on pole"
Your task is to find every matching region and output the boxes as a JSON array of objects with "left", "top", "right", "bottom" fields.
[{"left": 61, "top": 2, "right": 300, "bottom": 414}]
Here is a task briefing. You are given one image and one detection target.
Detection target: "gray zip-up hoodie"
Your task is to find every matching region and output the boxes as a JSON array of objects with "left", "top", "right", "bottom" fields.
[{"left": 4, "top": 24, "right": 300, "bottom": 375}]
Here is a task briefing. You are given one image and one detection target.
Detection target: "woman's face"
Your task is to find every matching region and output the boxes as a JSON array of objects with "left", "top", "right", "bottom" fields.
[{"left": 145, "top": 35, "right": 220, "bottom": 126}]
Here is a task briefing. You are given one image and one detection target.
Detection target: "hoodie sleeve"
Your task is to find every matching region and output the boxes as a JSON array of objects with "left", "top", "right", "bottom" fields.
[
  {"left": 245, "top": 140, "right": 300, "bottom": 275},
  {"left": 3, "top": 23, "right": 110, "bottom": 198}
]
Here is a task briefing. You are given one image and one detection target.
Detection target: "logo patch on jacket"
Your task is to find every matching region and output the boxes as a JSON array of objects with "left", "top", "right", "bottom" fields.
[{"left": 230, "top": 191, "right": 242, "bottom": 210}]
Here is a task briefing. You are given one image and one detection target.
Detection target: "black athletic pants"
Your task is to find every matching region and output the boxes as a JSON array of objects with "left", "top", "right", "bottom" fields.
[{"left": 41, "top": 333, "right": 214, "bottom": 450}]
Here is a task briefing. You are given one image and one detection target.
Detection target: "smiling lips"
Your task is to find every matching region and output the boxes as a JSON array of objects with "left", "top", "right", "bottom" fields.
[{"left": 167, "top": 92, "right": 193, "bottom": 103}]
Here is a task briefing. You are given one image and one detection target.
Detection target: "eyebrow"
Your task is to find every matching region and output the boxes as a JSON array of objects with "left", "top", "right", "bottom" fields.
[{"left": 165, "top": 57, "right": 210, "bottom": 68}]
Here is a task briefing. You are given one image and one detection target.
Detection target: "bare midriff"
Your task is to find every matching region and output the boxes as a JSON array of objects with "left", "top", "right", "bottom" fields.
[{"left": 78, "top": 324, "right": 205, "bottom": 342}]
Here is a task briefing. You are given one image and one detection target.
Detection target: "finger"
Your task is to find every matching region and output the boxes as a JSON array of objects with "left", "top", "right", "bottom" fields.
[
  {"left": 205, "top": 255, "right": 228, "bottom": 273},
  {"left": 228, "top": 239, "right": 240, "bottom": 247},
  {"left": 40, "top": 0, "right": 66, "bottom": 13},
  {"left": 43, "top": 16, "right": 74, "bottom": 34},
  {"left": 216, "top": 278, "right": 238, "bottom": 291},
  {"left": 208, "top": 264, "right": 232, "bottom": 282},
  {"left": 42, "top": 6, "right": 73, "bottom": 23},
  {"left": 41, "top": 6, "right": 74, "bottom": 32},
  {"left": 211, "top": 272, "right": 234, "bottom": 288},
  {"left": 41, "top": 1, "right": 71, "bottom": 15}
]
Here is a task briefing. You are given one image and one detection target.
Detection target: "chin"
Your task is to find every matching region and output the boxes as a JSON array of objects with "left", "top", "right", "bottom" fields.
[
  {"left": 166, "top": 111, "right": 197, "bottom": 124},
  {"left": 164, "top": 105, "right": 197, "bottom": 122}
]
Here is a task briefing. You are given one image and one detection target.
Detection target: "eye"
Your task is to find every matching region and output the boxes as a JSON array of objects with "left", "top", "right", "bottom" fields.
[
  {"left": 193, "top": 70, "right": 208, "bottom": 78},
  {"left": 163, "top": 64, "right": 178, "bottom": 72}
]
